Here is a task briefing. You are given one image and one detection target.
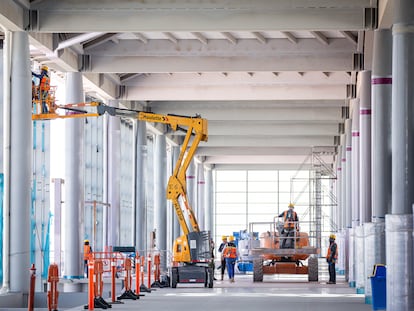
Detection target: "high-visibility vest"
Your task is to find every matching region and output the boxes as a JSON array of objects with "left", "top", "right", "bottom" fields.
[
  {"left": 40, "top": 75, "right": 50, "bottom": 92},
  {"left": 223, "top": 244, "right": 237, "bottom": 259},
  {"left": 84, "top": 245, "right": 92, "bottom": 261},
  {"left": 283, "top": 210, "right": 298, "bottom": 229},
  {"left": 326, "top": 242, "right": 338, "bottom": 261}
]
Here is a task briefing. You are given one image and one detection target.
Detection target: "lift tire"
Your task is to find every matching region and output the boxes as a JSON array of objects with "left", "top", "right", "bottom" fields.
[
  {"left": 253, "top": 258, "right": 264, "bottom": 282},
  {"left": 308, "top": 256, "right": 319, "bottom": 282},
  {"left": 171, "top": 268, "right": 178, "bottom": 288},
  {"left": 208, "top": 267, "right": 214, "bottom": 288}
]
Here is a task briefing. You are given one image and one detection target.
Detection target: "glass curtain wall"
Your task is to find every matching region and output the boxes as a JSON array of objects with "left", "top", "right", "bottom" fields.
[{"left": 214, "top": 169, "right": 335, "bottom": 254}]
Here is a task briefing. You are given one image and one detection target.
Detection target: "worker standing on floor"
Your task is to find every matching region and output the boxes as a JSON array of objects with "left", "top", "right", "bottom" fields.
[
  {"left": 279, "top": 203, "right": 299, "bottom": 248},
  {"left": 326, "top": 234, "right": 338, "bottom": 284},
  {"left": 218, "top": 236, "right": 228, "bottom": 280},
  {"left": 223, "top": 236, "right": 238, "bottom": 283}
]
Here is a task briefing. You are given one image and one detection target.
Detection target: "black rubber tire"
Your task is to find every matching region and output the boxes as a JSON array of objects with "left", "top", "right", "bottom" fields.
[
  {"left": 208, "top": 267, "right": 214, "bottom": 288},
  {"left": 171, "top": 268, "right": 178, "bottom": 288},
  {"left": 308, "top": 256, "right": 319, "bottom": 282},
  {"left": 253, "top": 258, "right": 263, "bottom": 282}
]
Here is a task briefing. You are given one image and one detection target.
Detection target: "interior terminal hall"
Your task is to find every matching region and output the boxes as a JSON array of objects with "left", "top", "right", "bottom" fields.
[{"left": 0, "top": 1, "right": 413, "bottom": 310}]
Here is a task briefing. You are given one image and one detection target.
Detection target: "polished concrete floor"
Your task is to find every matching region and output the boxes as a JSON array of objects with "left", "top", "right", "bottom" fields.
[
  {"left": 65, "top": 264, "right": 372, "bottom": 311},
  {"left": 0, "top": 260, "right": 373, "bottom": 310}
]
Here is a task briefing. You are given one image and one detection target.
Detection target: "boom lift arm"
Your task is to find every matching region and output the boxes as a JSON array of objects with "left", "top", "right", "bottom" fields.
[
  {"left": 98, "top": 104, "right": 208, "bottom": 236},
  {"left": 33, "top": 101, "right": 208, "bottom": 248},
  {"left": 34, "top": 102, "right": 213, "bottom": 287}
]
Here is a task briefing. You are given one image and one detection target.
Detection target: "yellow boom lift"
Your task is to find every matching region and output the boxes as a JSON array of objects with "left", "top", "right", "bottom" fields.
[{"left": 33, "top": 101, "right": 213, "bottom": 288}]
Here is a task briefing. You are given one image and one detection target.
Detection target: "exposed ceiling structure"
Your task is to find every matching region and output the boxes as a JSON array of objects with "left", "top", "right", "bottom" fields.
[{"left": 1, "top": 0, "right": 393, "bottom": 170}]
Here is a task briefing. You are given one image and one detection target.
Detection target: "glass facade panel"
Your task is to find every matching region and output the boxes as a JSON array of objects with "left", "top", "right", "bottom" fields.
[
  {"left": 248, "top": 181, "right": 278, "bottom": 192},
  {"left": 216, "top": 181, "right": 246, "bottom": 192},
  {"left": 248, "top": 192, "right": 277, "bottom": 204},
  {"left": 213, "top": 169, "right": 336, "bottom": 252},
  {"left": 216, "top": 170, "right": 246, "bottom": 181},
  {"left": 248, "top": 203, "right": 278, "bottom": 215},
  {"left": 216, "top": 192, "right": 246, "bottom": 204},
  {"left": 216, "top": 203, "right": 246, "bottom": 215},
  {"left": 248, "top": 171, "right": 278, "bottom": 181}
]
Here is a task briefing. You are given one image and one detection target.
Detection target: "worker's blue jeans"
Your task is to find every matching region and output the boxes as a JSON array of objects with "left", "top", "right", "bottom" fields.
[{"left": 225, "top": 258, "right": 236, "bottom": 279}]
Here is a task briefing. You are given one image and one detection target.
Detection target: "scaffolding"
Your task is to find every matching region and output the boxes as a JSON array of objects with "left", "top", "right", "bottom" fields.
[{"left": 289, "top": 148, "right": 337, "bottom": 252}]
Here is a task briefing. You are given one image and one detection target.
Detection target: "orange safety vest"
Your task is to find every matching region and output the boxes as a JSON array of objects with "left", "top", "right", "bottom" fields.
[
  {"left": 283, "top": 210, "right": 298, "bottom": 229},
  {"left": 84, "top": 245, "right": 92, "bottom": 261},
  {"left": 40, "top": 75, "right": 50, "bottom": 92},
  {"left": 326, "top": 242, "right": 338, "bottom": 261},
  {"left": 223, "top": 244, "right": 237, "bottom": 259}
]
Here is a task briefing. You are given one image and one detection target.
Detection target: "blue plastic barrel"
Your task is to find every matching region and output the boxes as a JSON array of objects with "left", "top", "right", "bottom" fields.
[{"left": 370, "top": 264, "right": 386, "bottom": 310}]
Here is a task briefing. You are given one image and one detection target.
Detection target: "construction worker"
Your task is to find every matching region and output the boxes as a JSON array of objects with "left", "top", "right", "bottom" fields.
[
  {"left": 223, "top": 236, "right": 238, "bottom": 283},
  {"left": 83, "top": 239, "right": 93, "bottom": 278},
  {"left": 209, "top": 238, "right": 217, "bottom": 280},
  {"left": 218, "top": 235, "right": 228, "bottom": 280},
  {"left": 278, "top": 203, "right": 299, "bottom": 249},
  {"left": 32, "top": 65, "right": 50, "bottom": 113},
  {"left": 326, "top": 234, "right": 338, "bottom": 284}
]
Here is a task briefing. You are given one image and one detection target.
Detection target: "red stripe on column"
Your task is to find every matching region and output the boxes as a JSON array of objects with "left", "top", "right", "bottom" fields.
[
  {"left": 360, "top": 108, "right": 371, "bottom": 115},
  {"left": 372, "top": 77, "right": 392, "bottom": 85},
  {"left": 352, "top": 132, "right": 360, "bottom": 137},
  {"left": 346, "top": 147, "right": 352, "bottom": 151}
]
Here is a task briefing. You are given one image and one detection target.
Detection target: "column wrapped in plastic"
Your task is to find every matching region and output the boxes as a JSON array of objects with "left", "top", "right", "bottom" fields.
[
  {"left": 337, "top": 230, "right": 345, "bottom": 274},
  {"left": 348, "top": 228, "right": 355, "bottom": 285},
  {"left": 386, "top": 214, "right": 413, "bottom": 311},
  {"left": 355, "top": 225, "right": 365, "bottom": 292},
  {"left": 364, "top": 222, "right": 385, "bottom": 302}
]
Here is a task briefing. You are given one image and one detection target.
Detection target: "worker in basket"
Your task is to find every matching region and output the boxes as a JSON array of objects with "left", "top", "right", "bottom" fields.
[
  {"left": 32, "top": 65, "right": 50, "bottom": 113},
  {"left": 278, "top": 203, "right": 299, "bottom": 249}
]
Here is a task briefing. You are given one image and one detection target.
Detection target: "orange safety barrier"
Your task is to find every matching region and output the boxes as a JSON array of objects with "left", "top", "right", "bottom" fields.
[
  {"left": 117, "top": 257, "right": 139, "bottom": 300},
  {"left": 135, "top": 253, "right": 140, "bottom": 296},
  {"left": 28, "top": 264, "right": 36, "bottom": 311},
  {"left": 111, "top": 256, "right": 117, "bottom": 303},
  {"left": 139, "top": 256, "right": 150, "bottom": 293},
  {"left": 87, "top": 260, "right": 95, "bottom": 310},
  {"left": 140, "top": 256, "right": 145, "bottom": 287},
  {"left": 147, "top": 254, "right": 152, "bottom": 289},
  {"left": 153, "top": 254, "right": 160, "bottom": 284},
  {"left": 47, "top": 264, "right": 59, "bottom": 311}
]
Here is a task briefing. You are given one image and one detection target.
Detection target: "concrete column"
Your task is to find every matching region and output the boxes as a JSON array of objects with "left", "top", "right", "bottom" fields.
[
  {"left": 187, "top": 160, "right": 196, "bottom": 214},
  {"left": 154, "top": 134, "right": 167, "bottom": 271},
  {"left": 135, "top": 120, "right": 147, "bottom": 253},
  {"left": 340, "top": 134, "right": 346, "bottom": 229},
  {"left": 364, "top": 221, "right": 385, "bottom": 304},
  {"left": 9, "top": 31, "right": 31, "bottom": 293},
  {"left": 345, "top": 119, "right": 352, "bottom": 228},
  {"left": 386, "top": 214, "right": 413, "bottom": 310},
  {"left": 388, "top": 1, "right": 414, "bottom": 309},
  {"left": 63, "top": 72, "right": 84, "bottom": 288},
  {"left": 354, "top": 225, "right": 365, "bottom": 294},
  {"left": 1, "top": 30, "right": 11, "bottom": 293},
  {"left": 107, "top": 101, "right": 120, "bottom": 248},
  {"left": 348, "top": 227, "right": 355, "bottom": 287},
  {"left": 364, "top": 29, "right": 391, "bottom": 304},
  {"left": 204, "top": 164, "right": 214, "bottom": 234},
  {"left": 359, "top": 71, "right": 372, "bottom": 224},
  {"left": 351, "top": 99, "right": 360, "bottom": 228},
  {"left": 392, "top": 0, "right": 414, "bottom": 215},
  {"left": 196, "top": 160, "right": 205, "bottom": 229},
  {"left": 0, "top": 39, "right": 3, "bottom": 168},
  {"left": 372, "top": 29, "right": 392, "bottom": 222},
  {"left": 335, "top": 154, "right": 341, "bottom": 229}
]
